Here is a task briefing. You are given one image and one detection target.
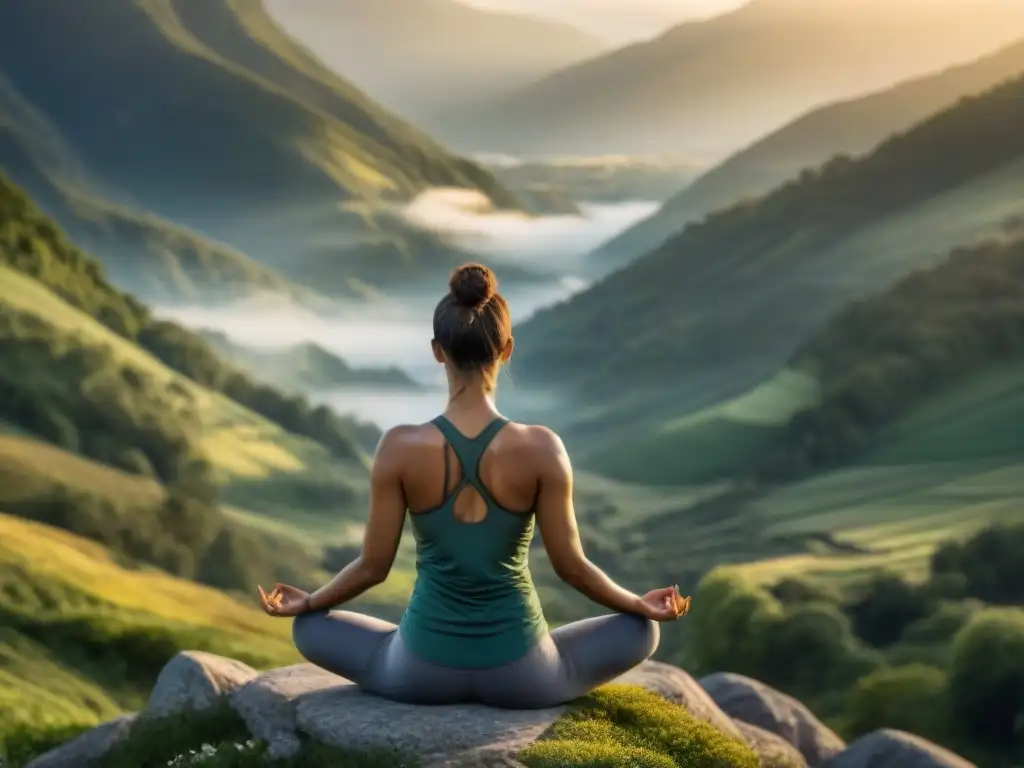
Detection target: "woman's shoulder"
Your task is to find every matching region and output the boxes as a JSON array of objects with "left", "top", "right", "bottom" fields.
[
  {"left": 502, "top": 421, "right": 565, "bottom": 452},
  {"left": 375, "top": 420, "right": 566, "bottom": 461},
  {"left": 375, "top": 422, "right": 442, "bottom": 454}
]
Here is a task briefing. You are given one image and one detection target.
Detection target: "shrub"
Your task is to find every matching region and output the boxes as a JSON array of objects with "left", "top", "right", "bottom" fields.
[
  {"left": 931, "top": 523, "right": 1024, "bottom": 605},
  {"left": 760, "top": 602, "right": 880, "bottom": 692},
  {"left": 844, "top": 571, "right": 932, "bottom": 648},
  {"left": 769, "top": 577, "right": 841, "bottom": 607},
  {"left": 949, "top": 608, "right": 1024, "bottom": 747},
  {"left": 690, "top": 568, "right": 783, "bottom": 678},
  {"left": 847, "top": 664, "right": 950, "bottom": 742},
  {"left": 901, "top": 599, "right": 983, "bottom": 646}
]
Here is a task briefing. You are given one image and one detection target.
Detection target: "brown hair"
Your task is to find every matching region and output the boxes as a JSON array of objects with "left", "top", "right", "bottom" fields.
[{"left": 432, "top": 263, "right": 511, "bottom": 391}]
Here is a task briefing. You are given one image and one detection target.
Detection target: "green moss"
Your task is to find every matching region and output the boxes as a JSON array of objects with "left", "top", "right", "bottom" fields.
[{"left": 519, "top": 685, "right": 759, "bottom": 768}]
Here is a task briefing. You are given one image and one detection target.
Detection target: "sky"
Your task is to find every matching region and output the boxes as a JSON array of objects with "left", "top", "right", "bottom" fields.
[{"left": 462, "top": 0, "right": 747, "bottom": 44}]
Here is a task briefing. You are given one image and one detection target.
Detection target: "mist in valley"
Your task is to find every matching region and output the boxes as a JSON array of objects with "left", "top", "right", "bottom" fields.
[{"left": 154, "top": 187, "right": 660, "bottom": 430}]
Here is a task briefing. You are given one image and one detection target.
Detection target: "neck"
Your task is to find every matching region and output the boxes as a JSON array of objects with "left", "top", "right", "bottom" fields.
[{"left": 445, "top": 372, "right": 496, "bottom": 417}]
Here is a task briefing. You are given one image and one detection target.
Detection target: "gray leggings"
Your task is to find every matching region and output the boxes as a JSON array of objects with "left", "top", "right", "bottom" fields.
[{"left": 292, "top": 610, "right": 659, "bottom": 709}]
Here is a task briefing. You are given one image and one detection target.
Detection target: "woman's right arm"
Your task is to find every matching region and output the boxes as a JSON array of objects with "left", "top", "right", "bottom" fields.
[{"left": 533, "top": 427, "right": 648, "bottom": 616}]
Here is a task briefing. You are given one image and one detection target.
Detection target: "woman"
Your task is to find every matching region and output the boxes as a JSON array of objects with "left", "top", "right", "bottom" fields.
[{"left": 258, "top": 263, "right": 690, "bottom": 709}]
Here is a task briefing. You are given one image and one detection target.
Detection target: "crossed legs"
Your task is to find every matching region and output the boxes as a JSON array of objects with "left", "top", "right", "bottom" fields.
[{"left": 292, "top": 610, "right": 659, "bottom": 709}]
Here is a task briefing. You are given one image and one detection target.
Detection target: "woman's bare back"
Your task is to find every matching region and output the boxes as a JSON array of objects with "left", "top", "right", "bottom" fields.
[{"left": 389, "top": 417, "right": 551, "bottom": 523}]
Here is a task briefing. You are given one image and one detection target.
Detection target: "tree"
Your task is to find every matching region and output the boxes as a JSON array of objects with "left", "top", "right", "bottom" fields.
[
  {"left": 844, "top": 571, "right": 932, "bottom": 647},
  {"left": 690, "top": 568, "right": 784, "bottom": 678},
  {"left": 931, "top": 524, "right": 1024, "bottom": 605},
  {"left": 949, "top": 608, "right": 1024, "bottom": 747},
  {"left": 848, "top": 664, "right": 950, "bottom": 742}
]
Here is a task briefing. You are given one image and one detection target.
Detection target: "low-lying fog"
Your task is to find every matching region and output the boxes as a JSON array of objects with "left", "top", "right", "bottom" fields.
[{"left": 155, "top": 188, "right": 660, "bottom": 430}]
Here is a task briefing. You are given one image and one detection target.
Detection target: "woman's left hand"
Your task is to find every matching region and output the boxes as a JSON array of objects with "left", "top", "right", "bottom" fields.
[{"left": 258, "top": 583, "right": 311, "bottom": 617}]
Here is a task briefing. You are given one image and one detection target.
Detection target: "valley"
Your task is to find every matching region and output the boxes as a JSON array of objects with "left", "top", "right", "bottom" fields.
[{"left": 3, "top": 1, "right": 1024, "bottom": 765}]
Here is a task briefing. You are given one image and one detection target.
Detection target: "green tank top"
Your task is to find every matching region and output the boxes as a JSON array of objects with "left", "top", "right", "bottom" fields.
[{"left": 398, "top": 415, "right": 548, "bottom": 669}]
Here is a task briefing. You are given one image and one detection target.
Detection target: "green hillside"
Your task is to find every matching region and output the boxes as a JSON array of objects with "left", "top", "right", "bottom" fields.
[
  {"left": 444, "top": 0, "right": 1024, "bottom": 158},
  {"left": 762, "top": 235, "right": 1024, "bottom": 478},
  {"left": 0, "top": 170, "right": 392, "bottom": 536},
  {"left": 0, "top": 512, "right": 299, "bottom": 761},
  {"left": 626, "top": 236, "right": 1024, "bottom": 585},
  {"left": 593, "top": 38, "right": 1024, "bottom": 270},
  {"left": 514, "top": 72, "right": 1024, "bottom": 483},
  {"left": 0, "top": 0, "right": 527, "bottom": 298}
]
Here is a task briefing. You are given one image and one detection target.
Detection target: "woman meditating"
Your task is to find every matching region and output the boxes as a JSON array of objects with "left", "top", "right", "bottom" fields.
[{"left": 258, "top": 263, "right": 690, "bottom": 709}]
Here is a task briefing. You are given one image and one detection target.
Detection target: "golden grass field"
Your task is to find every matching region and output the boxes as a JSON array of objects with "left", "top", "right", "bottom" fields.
[{"left": 0, "top": 513, "right": 299, "bottom": 741}]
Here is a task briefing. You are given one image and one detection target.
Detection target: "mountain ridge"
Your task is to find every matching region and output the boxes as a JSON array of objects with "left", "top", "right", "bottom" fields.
[
  {"left": 592, "top": 37, "right": 1024, "bottom": 270},
  {"left": 264, "top": 0, "right": 605, "bottom": 131},
  {"left": 512, "top": 72, "right": 1024, "bottom": 481},
  {"left": 442, "top": 0, "right": 1024, "bottom": 158}
]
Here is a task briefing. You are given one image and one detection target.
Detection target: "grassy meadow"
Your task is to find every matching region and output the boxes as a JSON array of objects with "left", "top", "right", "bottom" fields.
[{"left": 0, "top": 513, "right": 298, "bottom": 760}]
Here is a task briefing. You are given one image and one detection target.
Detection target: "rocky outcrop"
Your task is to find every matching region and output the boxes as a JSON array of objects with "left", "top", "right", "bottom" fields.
[
  {"left": 145, "top": 651, "right": 259, "bottom": 719},
  {"left": 299, "top": 684, "right": 563, "bottom": 768},
  {"left": 735, "top": 720, "right": 810, "bottom": 768},
  {"left": 700, "top": 671, "right": 847, "bottom": 766},
  {"left": 24, "top": 714, "right": 137, "bottom": 768},
  {"left": 23, "top": 656, "right": 977, "bottom": 768},
  {"left": 821, "top": 729, "right": 977, "bottom": 768},
  {"left": 229, "top": 664, "right": 364, "bottom": 759}
]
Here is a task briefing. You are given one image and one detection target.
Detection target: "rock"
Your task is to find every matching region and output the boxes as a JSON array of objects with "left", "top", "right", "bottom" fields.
[
  {"left": 820, "top": 730, "right": 976, "bottom": 768},
  {"left": 24, "top": 714, "right": 137, "bottom": 768},
  {"left": 229, "top": 663, "right": 350, "bottom": 759},
  {"left": 230, "top": 658, "right": 746, "bottom": 765},
  {"left": 700, "top": 672, "right": 845, "bottom": 766},
  {"left": 297, "top": 686, "right": 564, "bottom": 767},
  {"left": 735, "top": 720, "right": 809, "bottom": 768},
  {"left": 616, "top": 660, "right": 745, "bottom": 740},
  {"left": 145, "top": 651, "right": 258, "bottom": 718}
]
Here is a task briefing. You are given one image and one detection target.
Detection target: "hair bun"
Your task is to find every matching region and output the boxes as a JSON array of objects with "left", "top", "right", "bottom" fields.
[{"left": 449, "top": 263, "right": 497, "bottom": 310}]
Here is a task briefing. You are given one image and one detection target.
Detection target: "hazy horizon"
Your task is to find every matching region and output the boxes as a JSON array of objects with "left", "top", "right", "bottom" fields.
[{"left": 461, "top": 0, "right": 746, "bottom": 43}]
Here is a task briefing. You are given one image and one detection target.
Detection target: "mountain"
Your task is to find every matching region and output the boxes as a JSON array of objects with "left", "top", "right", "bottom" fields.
[
  {"left": 264, "top": 0, "right": 605, "bottom": 132},
  {"left": 593, "top": 38, "right": 1024, "bottom": 271},
  {"left": 443, "top": 0, "right": 1024, "bottom": 159},
  {"left": 511, "top": 71, "right": 1024, "bottom": 484},
  {"left": 0, "top": 0, "right": 527, "bottom": 300},
  {"left": 758, "top": 234, "right": 1024, "bottom": 480},
  {"left": 0, "top": 71, "right": 313, "bottom": 307},
  {"left": 198, "top": 329, "right": 420, "bottom": 393}
]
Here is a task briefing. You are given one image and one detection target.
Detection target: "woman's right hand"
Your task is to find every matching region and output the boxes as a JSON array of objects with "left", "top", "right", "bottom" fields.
[{"left": 639, "top": 586, "right": 691, "bottom": 622}]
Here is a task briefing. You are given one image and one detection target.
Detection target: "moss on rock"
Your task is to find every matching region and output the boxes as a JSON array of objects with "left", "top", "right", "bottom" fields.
[{"left": 519, "top": 684, "right": 760, "bottom": 768}]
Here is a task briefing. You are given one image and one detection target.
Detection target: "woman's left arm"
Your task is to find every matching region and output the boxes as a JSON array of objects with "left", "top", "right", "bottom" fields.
[{"left": 304, "top": 429, "right": 408, "bottom": 612}]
